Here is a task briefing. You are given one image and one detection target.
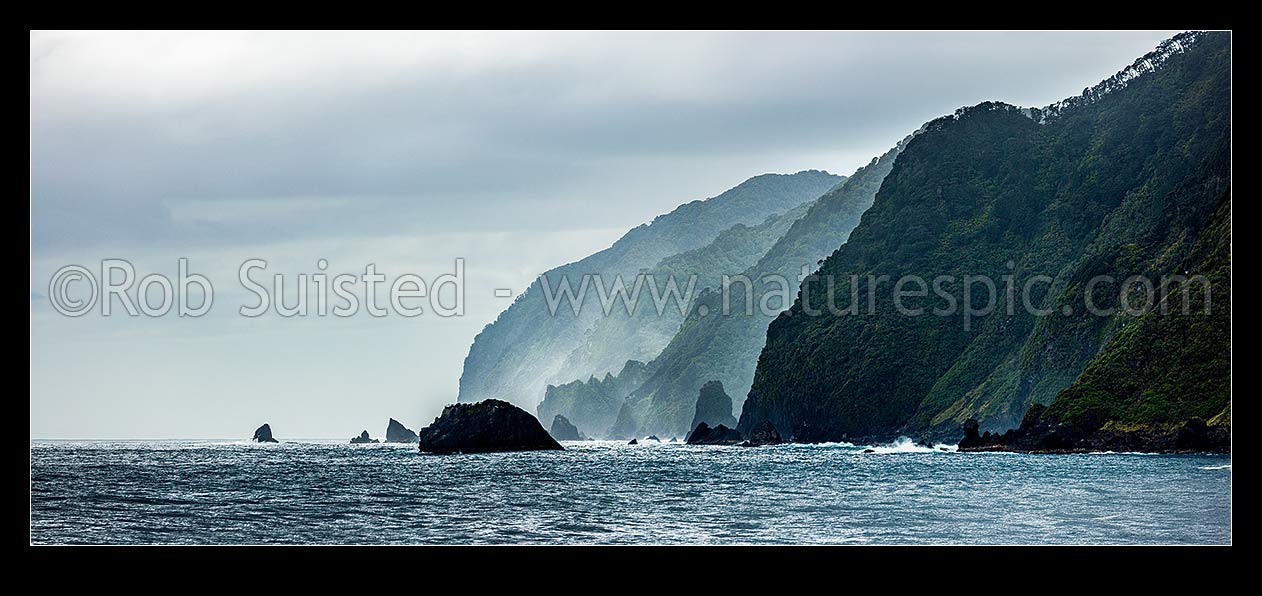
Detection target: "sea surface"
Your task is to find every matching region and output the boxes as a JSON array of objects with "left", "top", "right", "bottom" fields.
[{"left": 30, "top": 439, "right": 1231, "bottom": 545}]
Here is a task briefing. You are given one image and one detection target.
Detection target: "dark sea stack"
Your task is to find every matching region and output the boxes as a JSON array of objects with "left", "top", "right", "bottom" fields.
[
  {"left": 549, "top": 415, "right": 586, "bottom": 441},
  {"left": 746, "top": 421, "right": 782, "bottom": 446},
  {"left": 628, "top": 438, "right": 638, "bottom": 445},
  {"left": 385, "top": 418, "right": 419, "bottom": 443},
  {"left": 416, "top": 400, "right": 563, "bottom": 454},
  {"left": 685, "top": 422, "right": 744, "bottom": 445},
  {"left": 957, "top": 419, "right": 983, "bottom": 448},
  {"left": 252, "top": 424, "right": 278, "bottom": 443},
  {"left": 690, "top": 381, "right": 738, "bottom": 431},
  {"left": 350, "top": 430, "right": 378, "bottom": 444}
]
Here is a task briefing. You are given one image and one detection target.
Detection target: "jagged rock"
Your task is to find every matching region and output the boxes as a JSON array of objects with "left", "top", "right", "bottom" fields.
[
  {"left": 690, "top": 381, "right": 737, "bottom": 431},
  {"left": 386, "top": 418, "right": 419, "bottom": 443},
  {"left": 746, "top": 421, "right": 782, "bottom": 446},
  {"left": 863, "top": 448, "right": 876, "bottom": 453},
  {"left": 350, "top": 430, "right": 378, "bottom": 444},
  {"left": 549, "top": 415, "right": 586, "bottom": 441},
  {"left": 669, "top": 437, "right": 678, "bottom": 443},
  {"left": 685, "top": 422, "right": 744, "bottom": 445},
  {"left": 646, "top": 435, "right": 660, "bottom": 442},
  {"left": 416, "top": 400, "right": 563, "bottom": 454},
  {"left": 252, "top": 424, "right": 278, "bottom": 443},
  {"left": 538, "top": 360, "right": 651, "bottom": 441},
  {"left": 628, "top": 438, "right": 638, "bottom": 445}
]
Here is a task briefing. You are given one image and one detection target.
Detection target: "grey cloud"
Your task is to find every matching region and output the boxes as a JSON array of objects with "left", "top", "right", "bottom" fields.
[{"left": 31, "top": 31, "right": 1176, "bottom": 251}]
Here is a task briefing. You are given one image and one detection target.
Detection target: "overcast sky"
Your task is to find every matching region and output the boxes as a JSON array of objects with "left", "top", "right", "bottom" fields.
[{"left": 30, "top": 30, "right": 1178, "bottom": 438}]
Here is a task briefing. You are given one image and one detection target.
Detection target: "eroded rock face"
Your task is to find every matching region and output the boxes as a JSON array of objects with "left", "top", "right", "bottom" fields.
[
  {"left": 685, "top": 422, "right": 744, "bottom": 445},
  {"left": 549, "top": 415, "right": 586, "bottom": 441},
  {"left": 690, "top": 381, "right": 737, "bottom": 431},
  {"left": 745, "top": 421, "right": 782, "bottom": 446},
  {"left": 350, "top": 430, "right": 378, "bottom": 444},
  {"left": 386, "top": 418, "right": 419, "bottom": 443},
  {"left": 417, "top": 400, "right": 563, "bottom": 454},
  {"left": 253, "top": 424, "right": 278, "bottom": 443}
]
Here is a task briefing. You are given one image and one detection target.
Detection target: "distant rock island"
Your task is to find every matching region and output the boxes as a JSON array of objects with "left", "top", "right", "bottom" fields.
[
  {"left": 549, "top": 415, "right": 586, "bottom": 441},
  {"left": 252, "top": 424, "right": 278, "bottom": 443},
  {"left": 417, "top": 400, "right": 563, "bottom": 454},
  {"left": 386, "top": 418, "right": 419, "bottom": 443},
  {"left": 350, "top": 430, "right": 378, "bottom": 444}
]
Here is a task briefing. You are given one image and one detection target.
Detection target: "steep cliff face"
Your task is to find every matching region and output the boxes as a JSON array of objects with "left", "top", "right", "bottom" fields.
[
  {"left": 1000, "top": 195, "right": 1230, "bottom": 453},
  {"left": 458, "top": 170, "right": 843, "bottom": 410},
  {"left": 553, "top": 198, "right": 819, "bottom": 390},
  {"left": 739, "top": 31, "right": 1230, "bottom": 444},
  {"left": 620, "top": 139, "right": 909, "bottom": 438}
]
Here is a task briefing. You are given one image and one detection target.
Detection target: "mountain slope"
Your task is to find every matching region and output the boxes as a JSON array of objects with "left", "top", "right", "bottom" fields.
[
  {"left": 620, "top": 138, "right": 912, "bottom": 438},
  {"left": 738, "top": 31, "right": 1230, "bottom": 444},
  {"left": 458, "top": 170, "right": 843, "bottom": 410},
  {"left": 553, "top": 198, "right": 821, "bottom": 389}
]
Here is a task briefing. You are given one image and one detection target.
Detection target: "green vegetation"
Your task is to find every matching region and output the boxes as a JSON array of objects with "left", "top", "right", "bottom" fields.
[{"left": 740, "top": 31, "right": 1231, "bottom": 443}]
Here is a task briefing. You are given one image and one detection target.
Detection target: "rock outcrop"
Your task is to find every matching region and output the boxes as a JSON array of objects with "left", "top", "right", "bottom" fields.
[
  {"left": 685, "top": 422, "right": 744, "bottom": 445},
  {"left": 416, "top": 400, "right": 563, "bottom": 454},
  {"left": 956, "top": 411, "right": 1230, "bottom": 454},
  {"left": 549, "top": 415, "right": 586, "bottom": 441},
  {"left": 350, "top": 430, "right": 378, "bottom": 444},
  {"left": 385, "top": 418, "right": 419, "bottom": 443},
  {"left": 689, "top": 381, "right": 737, "bottom": 431},
  {"left": 252, "top": 424, "right": 278, "bottom": 443},
  {"left": 744, "top": 421, "right": 782, "bottom": 446}
]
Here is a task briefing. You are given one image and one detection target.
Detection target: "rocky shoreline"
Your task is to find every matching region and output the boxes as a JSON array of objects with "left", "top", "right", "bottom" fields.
[{"left": 955, "top": 415, "right": 1230, "bottom": 455}]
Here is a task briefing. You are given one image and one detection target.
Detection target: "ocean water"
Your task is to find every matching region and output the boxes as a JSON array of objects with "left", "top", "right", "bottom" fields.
[{"left": 29, "top": 439, "right": 1231, "bottom": 545}]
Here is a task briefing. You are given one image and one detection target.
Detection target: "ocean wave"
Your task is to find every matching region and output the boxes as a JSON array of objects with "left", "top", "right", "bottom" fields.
[
  {"left": 1199, "top": 464, "right": 1232, "bottom": 470},
  {"left": 862, "top": 437, "right": 957, "bottom": 454}
]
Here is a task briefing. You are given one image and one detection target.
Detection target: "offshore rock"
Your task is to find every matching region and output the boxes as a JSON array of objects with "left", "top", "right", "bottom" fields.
[
  {"left": 549, "top": 415, "right": 586, "bottom": 441},
  {"left": 252, "top": 424, "right": 278, "bottom": 443},
  {"left": 685, "top": 423, "right": 744, "bottom": 445},
  {"left": 417, "top": 400, "right": 563, "bottom": 454},
  {"left": 385, "top": 418, "right": 419, "bottom": 443}
]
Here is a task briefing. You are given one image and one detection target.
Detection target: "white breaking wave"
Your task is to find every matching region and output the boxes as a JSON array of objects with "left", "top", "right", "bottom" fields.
[
  {"left": 1199, "top": 464, "right": 1232, "bottom": 470},
  {"left": 863, "top": 437, "right": 957, "bottom": 454}
]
